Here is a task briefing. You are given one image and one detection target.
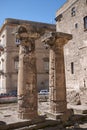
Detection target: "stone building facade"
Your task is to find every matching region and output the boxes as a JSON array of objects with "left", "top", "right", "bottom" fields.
[
  {"left": 56, "top": 0, "right": 87, "bottom": 104},
  {"left": 0, "top": 0, "right": 87, "bottom": 106},
  {"left": 0, "top": 18, "right": 55, "bottom": 93}
]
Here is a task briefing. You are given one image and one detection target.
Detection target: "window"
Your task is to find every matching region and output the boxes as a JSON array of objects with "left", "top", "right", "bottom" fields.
[
  {"left": 44, "top": 61, "right": 49, "bottom": 72},
  {"left": 84, "top": 16, "right": 87, "bottom": 30},
  {"left": 43, "top": 58, "right": 49, "bottom": 73},
  {"left": 55, "top": 14, "right": 63, "bottom": 22},
  {"left": 16, "top": 39, "right": 20, "bottom": 43},
  {"left": 75, "top": 23, "right": 78, "bottom": 28},
  {"left": 1, "top": 59, "right": 4, "bottom": 71},
  {"left": 2, "top": 34, "right": 5, "bottom": 38},
  {"left": 14, "top": 61, "right": 19, "bottom": 70},
  {"left": 71, "top": 7, "right": 76, "bottom": 16},
  {"left": 14, "top": 56, "right": 19, "bottom": 70},
  {"left": 15, "top": 38, "right": 20, "bottom": 47},
  {"left": 71, "top": 62, "right": 74, "bottom": 74}
]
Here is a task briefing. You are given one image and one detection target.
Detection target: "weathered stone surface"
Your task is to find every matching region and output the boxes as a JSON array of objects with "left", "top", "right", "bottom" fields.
[
  {"left": 67, "top": 90, "right": 81, "bottom": 105},
  {"left": 16, "top": 25, "right": 55, "bottom": 120},
  {"left": 16, "top": 26, "right": 38, "bottom": 119},
  {"left": 56, "top": 0, "right": 87, "bottom": 105},
  {"left": 41, "top": 32, "right": 72, "bottom": 121},
  {"left": 0, "top": 18, "right": 55, "bottom": 94}
]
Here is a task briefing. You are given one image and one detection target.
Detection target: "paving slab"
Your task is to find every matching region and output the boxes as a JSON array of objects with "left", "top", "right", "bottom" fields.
[
  {"left": 0, "top": 102, "right": 87, "bottom": 130},
  {"left": 67, "top": 104, "right": 87, "bottom": 114}
]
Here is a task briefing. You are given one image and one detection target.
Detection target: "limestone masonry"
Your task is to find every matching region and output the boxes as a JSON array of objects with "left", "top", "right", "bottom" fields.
[
  {"left": 0, "top": 18, "right": 55, "bottom": 94},
  {"left": 56, "top": 0, "right": 87, "bottom": 105},
  {"left": 0, "top": 0, "right": 87, "bottom": 106}
]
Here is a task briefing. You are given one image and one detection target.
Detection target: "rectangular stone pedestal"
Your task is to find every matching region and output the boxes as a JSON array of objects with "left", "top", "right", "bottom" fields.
[
  {"left": 18, "top": 111, "right": 38, "bottom": 120},
  {"left": 46, "top": 109, "right": 73, "bottom": 121},
  {"left": 46, "top": 112, "right": 63, "bottom": 120}
]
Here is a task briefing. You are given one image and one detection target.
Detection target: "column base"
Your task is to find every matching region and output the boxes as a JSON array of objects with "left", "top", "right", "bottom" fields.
[
  {"left": 18, "top": 111, "right": 38, "bottom": 120},
  {"left": 46, "top": 109, "right": 74, "bottom": 121}
]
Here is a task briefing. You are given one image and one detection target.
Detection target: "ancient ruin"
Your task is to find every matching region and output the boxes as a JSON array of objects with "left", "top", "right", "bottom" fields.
[
  {"left": 41, "top": 32, "right": 72, "bottom": 120},
  {"left": 16, "top": 25, "right": 73, "bottom": 120},
  {"left": 15, "top": 24, "right": 55, "bottom": 119},
  {"left": 0, "top": 0, "right": 87, "bottom": 129},
  {"left": 15, "top": 25, "right": 39, "bottom": 119}
]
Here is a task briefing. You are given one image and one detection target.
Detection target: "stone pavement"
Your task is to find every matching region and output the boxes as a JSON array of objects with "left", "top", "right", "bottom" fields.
[
  {"left": 68, "top": 104, "right": 87, "bottom": 114},
  {"left": 0, "top": 100, "right": 49, "bottom": 124},
  {"left": 0, "top": 102, "right": 87, "bottom": 130},
  {"left": 0, "top": 103, "right": 24, "bottom": 124}
]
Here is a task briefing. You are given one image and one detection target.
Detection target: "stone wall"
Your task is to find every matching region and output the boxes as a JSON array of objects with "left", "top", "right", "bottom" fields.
[{"left": 56, "top": 0, "right": 87, "bottom": 105}]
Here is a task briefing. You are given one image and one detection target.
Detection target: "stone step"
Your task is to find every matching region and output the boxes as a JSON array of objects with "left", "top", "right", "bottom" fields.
[
  {"left": 74, "top": 109, "right": 87, "bottom": 114},
  {"left": 15, "top": 120, "right": 59, "bottom": 130},
  {"left": 68, "top": 105, "right": 87, "bottom": 114},
  {"left": 0, "top": 118, "right": 59, "bottom": 130},
  {"left": 0, "top": 116, "right": 45, "bottom": 130}
]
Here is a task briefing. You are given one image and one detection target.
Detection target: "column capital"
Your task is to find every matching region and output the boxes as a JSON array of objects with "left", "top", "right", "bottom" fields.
[
  {"left": 15, "top": 25, "right": 56, "bottom": 46},
  {"left": 15, "top": 25, "right": 40, "bottom": 53},
  {"left": 15, "top": 25, "right": 56, "bottom": 53},
  {"left": 16, "top": 25, "right": 39, "bottom": 44},
  {"left": 41, "top": 32, "right": 72, "bottom": 49}
]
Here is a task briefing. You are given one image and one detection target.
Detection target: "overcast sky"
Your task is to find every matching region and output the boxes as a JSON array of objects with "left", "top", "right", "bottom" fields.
[{"left": 0, "top": 0, "right": 66, "bottom": 26}]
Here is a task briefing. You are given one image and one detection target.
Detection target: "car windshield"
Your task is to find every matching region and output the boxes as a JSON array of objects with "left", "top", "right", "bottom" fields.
[{"left": 41, "top": 90, "right": 47, "bottom": 92}]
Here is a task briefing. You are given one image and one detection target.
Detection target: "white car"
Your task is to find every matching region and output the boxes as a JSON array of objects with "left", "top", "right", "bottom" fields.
[{"left": 39, "top": 89, "right": 49, "bottom": 95}]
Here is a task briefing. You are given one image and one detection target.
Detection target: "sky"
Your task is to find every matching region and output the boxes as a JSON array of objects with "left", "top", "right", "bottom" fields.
[{"left": 0, "top": 0, "right": 66, "bottom": 27}]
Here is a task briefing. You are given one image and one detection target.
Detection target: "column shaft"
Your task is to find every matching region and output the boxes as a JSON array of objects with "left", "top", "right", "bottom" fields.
[
  {"left": 49, "top": 47, "right": 67, "bottom": 114},
  {"left": 18, "top": 46, "right": 38, "bottom": 119}
]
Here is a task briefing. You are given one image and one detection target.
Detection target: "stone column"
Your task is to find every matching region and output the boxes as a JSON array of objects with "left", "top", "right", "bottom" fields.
[
  {"left": 16, "top": 26, "right": 38, "bottom": 119},
  {"left": 18, "top": 45, "right": 37, "bottom": 119},
  {"left": 41, "top": 32, "right": 72, "bottom": 120},
  {"left": 49, "top": 42, "right": 67, "bottom": 114}
]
